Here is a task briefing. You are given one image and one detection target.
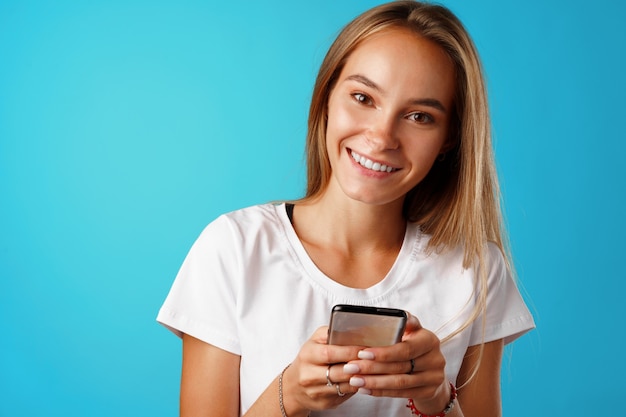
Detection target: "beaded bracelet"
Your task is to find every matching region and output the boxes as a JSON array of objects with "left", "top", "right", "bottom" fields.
[
  {"left": 406, "top": 382, "right": 457, "bottom": 417},
  {"left": 278, "top": 364, "right": 291, "bottom": 417}
]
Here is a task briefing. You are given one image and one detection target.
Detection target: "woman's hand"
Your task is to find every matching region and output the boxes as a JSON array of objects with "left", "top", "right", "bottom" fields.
[
  {"left": 280, "top": 326, "right": 366, "bottom": 415},
  {"left": 248, "top": 314, "right": 455, "bottom": 417},
  {"left": 340, "top": 313, "right": 452, "bottom": 415}
]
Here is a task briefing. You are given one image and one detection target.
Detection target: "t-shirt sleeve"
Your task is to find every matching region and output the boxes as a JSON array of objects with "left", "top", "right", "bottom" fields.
[
  {"left": 156, "top": 215, "right": 242, "bottom": 355},
  {"left": 468, "top": 244, "right": 535, "bottom": 346}
]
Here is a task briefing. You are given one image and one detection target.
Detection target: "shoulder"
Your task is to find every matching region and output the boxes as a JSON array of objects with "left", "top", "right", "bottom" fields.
[
  {"left": 409, "top": 222, "right": 507, "bottom": 270},
  {"left": 483, "top": 241, "right": 510, "bottom": 287},
  {"left": 173, "top": 203, "right": 288, "bottom": 289},
  {"left": 199, "top": 203, "right": 285, "bottom": 238},
  {"left": 189, "top": 203, "right": 290, "bottom": 260},
  {"left": 221, "top": 203, "right": 284, "bottom": 224},
  {"left": 408, "top": 225, "right": 508, "bottom": 284}
]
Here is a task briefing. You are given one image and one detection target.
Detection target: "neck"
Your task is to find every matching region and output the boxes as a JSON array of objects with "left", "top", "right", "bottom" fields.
[{"left": 294, "top": 187, "right": 407, "bottom": 254}]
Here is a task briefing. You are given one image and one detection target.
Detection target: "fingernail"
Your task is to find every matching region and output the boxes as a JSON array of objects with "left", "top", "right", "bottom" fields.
[
  {"left": 358, "top": 388, "right": 372, "bottom": 395},
  {"left": 343, "top": 363, "right": 360, "bottom": 374},
  {"left": 358, "top": 350, "right": 375, "bottom": 360},
  {"left": 349, "top": 376, "right": 366, "bottom": 387}
]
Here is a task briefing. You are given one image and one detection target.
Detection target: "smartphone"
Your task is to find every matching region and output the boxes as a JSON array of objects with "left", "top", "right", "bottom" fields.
[{"left": 328, "top": 304, "right": 407, "bottom": 347}]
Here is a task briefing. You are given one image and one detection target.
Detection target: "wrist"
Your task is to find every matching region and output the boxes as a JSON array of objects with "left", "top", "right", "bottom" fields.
[
  {"left": 278, "top": 364, "right": 310, "bottom": 417},
  {"left": 407, "top": 382, "right": 457, "bottom": 417}
]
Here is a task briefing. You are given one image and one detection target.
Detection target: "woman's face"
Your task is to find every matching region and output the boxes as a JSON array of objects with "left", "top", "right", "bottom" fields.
[{"left": 325, "top": 27, "right": 456, "bottom": 208}]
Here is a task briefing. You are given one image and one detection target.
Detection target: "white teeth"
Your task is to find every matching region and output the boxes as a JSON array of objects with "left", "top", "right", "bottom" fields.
[{"left": 351, "top": 151, "right": 396, "bottom": 173}]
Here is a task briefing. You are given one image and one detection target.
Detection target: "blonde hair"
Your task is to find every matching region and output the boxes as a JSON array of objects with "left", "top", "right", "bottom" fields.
[{"left": 302, "top": 0, "right": 511, "bottom": 351}]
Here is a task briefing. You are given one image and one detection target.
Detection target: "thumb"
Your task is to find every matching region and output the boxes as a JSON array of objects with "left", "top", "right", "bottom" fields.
[{"left": 403, "top": 312, "right": 422, "bottom": 337}]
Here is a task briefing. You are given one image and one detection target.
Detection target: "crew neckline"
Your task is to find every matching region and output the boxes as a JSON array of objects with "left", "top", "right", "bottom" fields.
[{"left": 274, "top": 202, "right": 422, "bottom": 302}]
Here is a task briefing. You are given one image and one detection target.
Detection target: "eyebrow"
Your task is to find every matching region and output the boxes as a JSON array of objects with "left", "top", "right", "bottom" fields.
[{"left": 344, "top": 73, "right": 448, "bottom": 113}]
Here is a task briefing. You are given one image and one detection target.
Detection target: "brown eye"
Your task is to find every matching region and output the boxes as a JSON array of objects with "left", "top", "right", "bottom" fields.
[
  {"left": 408, "top": 112, "right": 433, "bottom": 124},
  {"left": 352, "top": 93, "right": 373, "bottom": 106}
]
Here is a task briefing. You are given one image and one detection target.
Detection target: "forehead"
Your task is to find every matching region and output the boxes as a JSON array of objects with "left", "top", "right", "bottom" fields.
[{"left": 338, "top": 27, "right": 456, "bottom": 104}]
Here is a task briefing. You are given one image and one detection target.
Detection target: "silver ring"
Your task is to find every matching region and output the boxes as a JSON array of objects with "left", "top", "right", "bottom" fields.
[
  {"left": 326, "top": 364, "right": 334, "bottom": 387},
  {"left": 407, "top": 358, "right": 415, "bottom": 374},
  {"left": 335, "top": 383, "right": 346, "bottom": 397}
]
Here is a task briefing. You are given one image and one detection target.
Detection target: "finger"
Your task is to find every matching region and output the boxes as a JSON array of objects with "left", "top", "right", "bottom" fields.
[
  {"left": 348, "top": 371, "right": 446, "bottom": 399},
  {"left": 318, "top": 344, "right": 365, "bottom": 366},
  {"left": 343, "top": 358, "right": 414, "bottom": 376},
  {"left": 302, "top": 327, "right": 363, "bottom": 365},
  {"left": 284, "top": 363, "right": 356, "bottom": 411},
  {"left": 327, "top": 361, "right": 367, "bottom": 386},
  {"left": 332, "top": 381, "right": 356, "bottom": 398},
  {"left": 403, "top": 312, "right": 422, "bottom": 336},
  {"left": 312, "top": 326, "right": 330, "bottom": 343},
  {"left": 362, "top": 329, "right": 441, "bottom": 363},
  {"left": 352, "top": 345, "right": 445, "bottom": 381},
  {"left": 326, "top": 363, "right": 346, "bottom": 385}
]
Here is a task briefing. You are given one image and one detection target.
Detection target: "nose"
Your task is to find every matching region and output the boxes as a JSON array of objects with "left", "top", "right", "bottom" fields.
[{"left": 365, "top": 111, "right": 399, "bottom": 151}]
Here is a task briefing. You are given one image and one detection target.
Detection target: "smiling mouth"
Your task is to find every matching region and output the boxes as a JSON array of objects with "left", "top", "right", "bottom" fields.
[{"left": 350, "top": 150, "right": 397, "bottom": 173}]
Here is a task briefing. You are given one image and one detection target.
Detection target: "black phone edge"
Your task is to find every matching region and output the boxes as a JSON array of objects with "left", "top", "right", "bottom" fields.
[{"left": 331, "top": 304, "right": 407, "bottom": 319}]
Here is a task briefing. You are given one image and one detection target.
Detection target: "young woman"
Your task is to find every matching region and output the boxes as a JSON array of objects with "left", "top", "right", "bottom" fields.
[{"left": 157, "top": 1, "right": 535, "bottom": 416}]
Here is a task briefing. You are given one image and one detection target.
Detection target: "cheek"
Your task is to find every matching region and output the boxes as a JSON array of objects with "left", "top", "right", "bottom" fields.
[
  {"left": 403, "top": 130, "right": 449, "bottom": 163},
  {"left": 326, "top": 107, "right": 346, "bottom": 141},
  {"left": 326, "top": 100, "right": 365, "bottom": 143}
]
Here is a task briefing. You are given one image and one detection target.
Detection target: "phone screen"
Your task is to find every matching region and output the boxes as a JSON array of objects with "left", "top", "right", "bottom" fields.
[{"left": 328, "top": 304, "right": 407, "bottom": 347}]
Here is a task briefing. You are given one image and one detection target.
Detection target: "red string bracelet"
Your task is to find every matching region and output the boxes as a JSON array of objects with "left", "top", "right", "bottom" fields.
[{"left": 406, "top": 382, "right": 457, "bottom": 417}]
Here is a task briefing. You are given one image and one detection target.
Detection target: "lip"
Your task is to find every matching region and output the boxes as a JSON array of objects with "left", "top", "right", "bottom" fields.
[{"left": 348, "top": 149, "right": 399, "bottom": 174}]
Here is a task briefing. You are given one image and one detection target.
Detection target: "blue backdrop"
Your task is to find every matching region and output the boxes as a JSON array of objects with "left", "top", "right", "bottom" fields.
[{"left": 1, "top": 0, "right": 624, "bottom": 415}]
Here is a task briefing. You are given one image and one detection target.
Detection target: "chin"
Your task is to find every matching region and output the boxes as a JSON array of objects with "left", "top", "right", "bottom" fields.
[{"left": 345, "top": 191, "right": 403, "bottom": 207}]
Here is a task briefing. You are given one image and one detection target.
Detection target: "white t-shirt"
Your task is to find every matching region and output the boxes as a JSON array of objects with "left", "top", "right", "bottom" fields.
[{"left": 157, "top": 203, "right": 535, "bottom": 416}]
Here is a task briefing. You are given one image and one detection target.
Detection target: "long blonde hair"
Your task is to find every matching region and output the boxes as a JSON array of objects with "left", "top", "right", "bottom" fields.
[{"left": 303, "top": 1, "right": 511, "bottom": 347}]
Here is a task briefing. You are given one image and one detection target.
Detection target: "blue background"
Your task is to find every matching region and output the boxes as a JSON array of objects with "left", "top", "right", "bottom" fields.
[{"left": 1, "top": 0, "right": 624, "bottom": 415}]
